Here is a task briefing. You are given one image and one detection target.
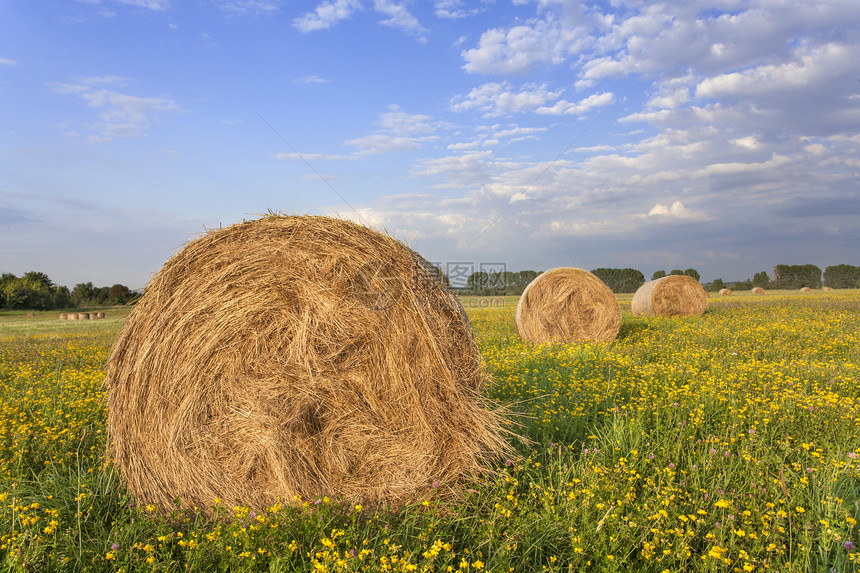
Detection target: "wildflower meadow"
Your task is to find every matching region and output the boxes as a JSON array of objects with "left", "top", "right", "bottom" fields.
[{"left": 1, "top": 291, "right": 859, "bottom": 572}]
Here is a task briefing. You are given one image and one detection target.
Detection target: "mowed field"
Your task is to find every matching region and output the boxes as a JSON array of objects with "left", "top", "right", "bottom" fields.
[{"left": 1, "top": 290, "right": 859, "bottom": 572}]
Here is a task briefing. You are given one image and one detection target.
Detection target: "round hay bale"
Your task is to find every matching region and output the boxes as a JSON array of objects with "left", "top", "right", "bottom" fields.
[
  {"left": 105, "top": 215, "right": 508, "bottom": 514},
  {"left": 823, "top": 286, "right": 834, "bottom": 291},
  {"left": 25, "top": 311, "right": 35, "bottom": 318},
  {"left": 98, "top": 312, "right": 106, "bottom": 318},
  {"left": 88, "top": 312, "right": 98, "bottom": 320},
  {"left": 491, "top": 297, "right": 503, "bottom": 307},
  {"left": 59, "top": 313, "right": 68, "bottom": 320},
  {"left": 67, "top": 313, "right": 78, "bottom": 321},
  {"left": 800, "top": 286, "right": 812, "bottom": 292},
  {"left": 78, "top": 312, "right": 90, "bottom": 320},
  {"left": 631, "top": 275, "right": 707, "bottom": 317},
  {"left": 718, "top": 289, "right": 733, "bottom": 296},
  {"left": 751, "top": 287, "right": 765, "bottom": 294},
  {"left": 514, "top": 267, "right": 620, "bottom": 344}
]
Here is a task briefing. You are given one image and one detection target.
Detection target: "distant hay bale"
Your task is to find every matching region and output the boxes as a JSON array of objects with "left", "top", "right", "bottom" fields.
[
  {"left": 491, "top": 297, "right": 503, "bottom": 307},
  {"left": 105, "top": 214, "right": 509, "bottom": 515},
  {"left": 823, "top": 286, "right": 834, "bottom": 291},
  {"left": 78, "top": 312, "right": 90, "bottom": 320},
  {"left": 25, "top": 312, "right": 35, "bottom": 318},
  {"left": 631, "top": 275, "right": 707, "bottom": 317},
  {"left": 59, "top": 313, "right": 68, "bottom": 320},
  {"left": 800, "top": 286, "right": 812, "bottom": 292},
  {"left": 751, "top": 287, "right": 765, "bottom": 294},
  {"left": 98, "top": 312, "right": 106, "bottom": 318},
  {"left": 719, "top": 289, "right": 733, "bottom": 296},
  {"left": 67, "top": 313, "right": 78, "bottom": 321},
  {"left": 88, "top": 312, "right": 98, "bottom": 320},
  {"left": 514, "top": 267, "right": 620, "bottom": 344}
]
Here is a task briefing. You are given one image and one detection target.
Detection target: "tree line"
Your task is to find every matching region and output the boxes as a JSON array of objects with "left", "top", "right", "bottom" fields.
[
  {"left": 462, "top": 264, "right": 859, "bottom": 295},
  {"left": 0, "top": 272, "right": 136, "bottom": 310}
]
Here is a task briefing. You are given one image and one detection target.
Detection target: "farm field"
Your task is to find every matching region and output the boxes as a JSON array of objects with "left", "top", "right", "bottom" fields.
[{"left": 1, "top": 291, "right": 859, "bottom": 572}]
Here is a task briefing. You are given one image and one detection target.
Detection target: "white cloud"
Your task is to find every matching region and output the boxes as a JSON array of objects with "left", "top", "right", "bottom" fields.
[
  {"left": 647, "top": 201, "right": 711, "bottom": 221},
  {"left": 293, "top": 0, "right": 360, "bottom": 32},
  {"left": 461, "top": 14, "right": 589, "bottom": 74},
  {"left": 450, "top": 82, "right": 563, "bottom": 116},
  {"left": 0, "top": 57, "right": 21, "bottom": 67},
  {"left": 693, "top": 153, "right": 791, "bottom": 177},
  {"left": 373, "top": 0, "right": 426, "bottom": 40},
  {"left": 435, "top": 0, "right": 476, "bottom": 19},
  {"left": 345, "top": 133, "right": 432, "bottom": 155},
  {"left": 536, "top": 91, "right": 614, "bottom": 115},
  {"left": 732, "top": 136, "right": 760, "bottom": 151},
  {"left": 696, "top": 43, "right": 851, "bottom": 99},
  {"left": 378, "top": 105, "right": 437, "bottom": 135},
  {"left": 52, "top": 77, "right": 178, "bottom": 142},
  {"left": 294, "top": 0, "right": 426, "bottom": 39},
  {"left": 293, "top": 75, "right": 330, "bottom": 84}
]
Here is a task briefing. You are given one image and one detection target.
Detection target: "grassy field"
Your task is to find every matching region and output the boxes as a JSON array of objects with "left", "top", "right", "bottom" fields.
[{"left": 1, "top": 291, "right": 859, "bottom": 571}]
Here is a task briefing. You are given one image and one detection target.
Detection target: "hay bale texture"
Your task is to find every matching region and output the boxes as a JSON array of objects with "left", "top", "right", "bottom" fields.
[
  {"left": 719, "top": 289, "right": 733, "bottom": 296},
  {"left": 751, "top": 287, "right": 765, "bottom": 294},
  {"left": 105, "top": 215, "right": 508, "bottom": 514},
  {"left": 631, "top": 275, "right": 707, "bottom": 317},
  {"left": 515, "top": 267, "right": 620, "bottom": 344}
]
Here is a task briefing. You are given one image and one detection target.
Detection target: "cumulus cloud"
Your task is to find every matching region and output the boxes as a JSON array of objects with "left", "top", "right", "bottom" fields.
[
  {"left": 373, "top": 0, "right": 427, "bottom": 40},
  {"left": 293, "top": 0, "right": 360, "bottom": 32},
  {"left": 294, "top": 0, "right": 425, "bottom": 38},
  {"left": 461, "top": 15, "right": 590, "bottom": 74},
  {"left": 536, "top": 91, "right": 614, "bottom": 115},
  {"left": 450, "top": 82, "right": 563, "bottom": 116},
  {"left": 52, "top": 77, "right": 178, "bottom": 142},
  {"left": 647, "top": 201, "right": 711, "bottom": 221}
]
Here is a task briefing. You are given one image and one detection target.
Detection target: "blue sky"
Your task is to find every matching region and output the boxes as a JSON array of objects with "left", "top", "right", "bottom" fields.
[{"left": 2, "top": 0, "right": 859, "bottom": 290}]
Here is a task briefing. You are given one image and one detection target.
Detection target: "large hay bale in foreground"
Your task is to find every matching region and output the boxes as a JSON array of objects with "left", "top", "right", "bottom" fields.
[
  {"left": 105, "top": 215, "right": 508, "bottom": 514},
  {"left": 515, "top": 267, "right": 620, "bottom": 344},
  {"left": 631, "top": 275, "right": 707, "bottom": 317},
  {"left": 751, "top": 287, "right": 765, "bottom": 294}
]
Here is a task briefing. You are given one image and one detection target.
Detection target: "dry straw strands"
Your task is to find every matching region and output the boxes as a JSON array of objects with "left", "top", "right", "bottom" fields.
[
  {"left": 631, "top": 275, "right": 708, "bottom": 317},
  {"left": 105, "top": 214, "right": 509, "bottom": 514},
  {"left": 514, "top": 267, "right": 620, "bottom": 344},
  {"left": 751, "top": 287, "right": 765, "bottom": 294},
  {"left": 719, "top": 289, "right": 733, "bottom": 296}
]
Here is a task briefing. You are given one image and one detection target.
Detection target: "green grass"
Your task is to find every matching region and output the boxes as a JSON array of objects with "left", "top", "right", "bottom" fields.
[{"left": 1, "top": 291, "right": 859, "bottom": 571}]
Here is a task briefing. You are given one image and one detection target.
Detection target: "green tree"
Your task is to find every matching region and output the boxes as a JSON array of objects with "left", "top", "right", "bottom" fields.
[
  {"left": 711, "top": 278, "right": 725, "bottom": 292},
  {"left": 591, "top": 268, "right": 645, "bottom": 293},
  {"left": 670, "top": 269, "right": 684, "bottom": 276},
  {"left": 683, "top": 268, "right": 700, "bottom": 281},
  {"left": 773, "top": 264, "right": 822, "bottom": 289},
  {"left": 651, "top": 270, "right": 667, "bottom": 280},
  {"left": 752, "top": 271, "right": 770, "bottom": 289},
  {"left": 108, "top": 284, "right": 133, "bottom": 304},
  {"left": 466, "top": 272, "right": 489, "bottom": 295},
  {"left": 512, "top": 270, "right": 539, "bottom": 295},
  {"left": 823, "top": 264, "right": 860, "bottom": 289}
]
